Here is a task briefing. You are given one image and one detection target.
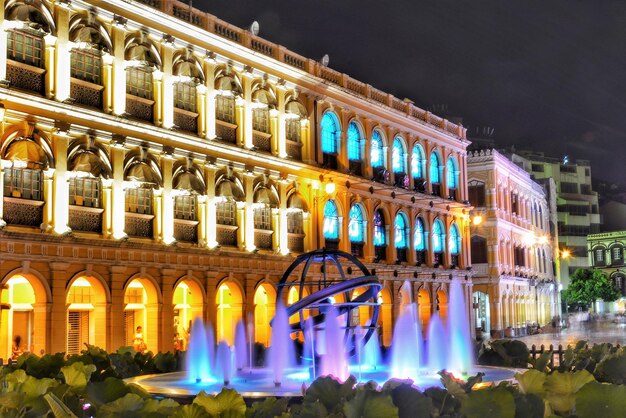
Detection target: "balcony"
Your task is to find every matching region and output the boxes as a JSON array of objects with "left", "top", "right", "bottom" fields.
[
  {"left": 394, "top": 173, "right": 408, "bottom": 189},
  {"left": 415, "top": 250, "right": 426, "bottom": 265},
  {"left": 448, "top": 188, "right": 457, "bottom": 201},
  {"left": 126, "top": 94, "right": 154, "bottom": 122},
  {"left": 69, "top": 205, "right": 103, "bottom": 233},
  {"left": 375, "top": 245, "right": 387, "bottom": 262},
  {"left": 432, "top": 183, "right": 441, "bottom": 197},
  {"left": 174, "top": 219, "right": 198, "bottom": 243},
  {"left": 349, "top": 160, "right": 362, "bottom": 176},
  {"left": 472, "top": 263, "right": 489, "bottom": 276},
  {"left": 6, "top": 60, "right": 45, "bottom": 95},
  {"left": 252, "top": 131, "right": 272, "bottom": 153},
  {"left": 286, "top": 140, "right": 302, "bottom": 160},
  {"left": 70, "top": 78, "right": 103, "bottom": 109},
  {"left": 125, "top": 212, "right": 154, "bottom": 238},
  {"left": 325, "top": 239, "right": 339, "bottom": 251},
  {"left": 254, "top": 229, "right": 273, "bottom": 250},
  {"left": 413, "top": 178, "right": 427, "bottom": 193},
  {"left": 216, "top": 224, "right": 238, "bottom": 246},
  {"left": 396, "top": 248, "right": 407, "bottom": 263},
  {"left": 3, "top": 196, "right": 43, "bottom": 227},
  {"left": 173, "top": 108, "right": 198, "bottom": 134},
  {"left": 351, "top": 242, "right": 364, "bottom": 258},
  {"left": 288, "top": 233, "right": 304, "bottom": 253},
  {"left": 216, "top": 120, "right": 237, "bottom": 143},
  {"left": 322, "top": 153, "right": 338, "bottom": 170}
]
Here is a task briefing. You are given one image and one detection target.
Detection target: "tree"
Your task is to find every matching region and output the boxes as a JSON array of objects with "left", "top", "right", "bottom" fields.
[{"left": 563, "top": 268, "right": 621, "bottom": 309}]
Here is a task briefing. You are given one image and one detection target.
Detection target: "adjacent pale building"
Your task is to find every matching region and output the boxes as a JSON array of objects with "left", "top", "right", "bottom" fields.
[
  {"left": 0, "top": 0, "right": 473, "bottom": 358},
  {"left": 467, "top": 149, "right": 558, "bottom": 337},
  {"left": 510, "top": 151, "right": 600, "bottom": 291}
]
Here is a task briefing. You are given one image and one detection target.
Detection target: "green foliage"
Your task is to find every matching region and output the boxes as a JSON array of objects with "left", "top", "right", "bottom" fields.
[
  {"left": 479, "top": 340, "right": 529, "bottom": 368},
  {"left": 563, "top": 268, "right": 622, "bottom": 306},
  {"left": 460, "top": 386, "right": 515, "bottom": 418},
  {"left": 593, "top": 347, "right": 626, "bottom": 384},
  {"left": 543, "top": 370, "right": 595, "bottom": 415},
  {"left": 246, "top": 397, "right": 290, "bottom": 418},
  {"left": 3, "top": 344, "right": 626, "bottom": 417},
  {"left": 61, "top": 361, "right": 97, "bottom": 390},
  {"left": 193, "top": 388, "right": 247, "bottom": 418},
  {"left": 575, "top": 381, "right": 626, "bottom": 418}
]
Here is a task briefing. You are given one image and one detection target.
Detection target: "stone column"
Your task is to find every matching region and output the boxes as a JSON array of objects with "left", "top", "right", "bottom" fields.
[
  {"left": 160, "top": 40, "right": 174, "bottom": 128},
  {"left": 203, "top": 57, "right": 217, "bottom": 139},
  {"left": 111, "top": 23, "right": 126, "bottom": 116},
  {"left": 0, "top": 0, "right": 7, "bottom": 82},
  {"left": 42, "top": 168, "right": 54, "bottom": 232},
  {"left": 275, "top": 85, "right": 286, "bottom": 158},
  {"left": 152, "top": 70, "right": 163, "bottom": 126},
  {"left": 43, "top": 34, "right": 56, "bottom": 99},
  {"left": 204, "top": 165, "right": 218, "bottom": 248},
  {"left": 110, "top": 141, "right": 127, "bottom": 239},
  {"left": 54, "top": 3, "right": 70, "bottom": 102},
  {"left": 196, "top": 85, "right": 206, "bottom": 136},
  {"left": 52, "top": 127, "right": 70, "bottom": 234},
  {"left": 160, "top": 154, "right": 174, "bottom": 244},
  {"left": 102, "top": 53, "right": 114, "bottom": 113},
  {"left": 160, "top": 269, "right": 176, "bottom": 352},
  {"left": 277, "top": 178, "right": 289, "bottom": 254},
  {"left": 241, "top": 71, "right": 253, "bottom": 149},
  {"left": 49, "top": 262, "right": 70, "bottom": 354},
  {"left": 364, "top": 197, "right": 375, "bottom": 263}
]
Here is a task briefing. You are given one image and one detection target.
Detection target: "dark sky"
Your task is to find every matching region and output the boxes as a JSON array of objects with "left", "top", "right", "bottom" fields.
[{"left": 197, "top": 0, "right": 626, "bottom": 183}]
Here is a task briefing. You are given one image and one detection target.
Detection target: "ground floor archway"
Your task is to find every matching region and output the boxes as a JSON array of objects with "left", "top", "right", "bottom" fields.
[
  {"left": 254, "top": 283, "right": 276, "bottom": 346},
  {"left": 216, "top": 281, "right": 243, "bottom": 346},
  {"left": 124, "top": 278, "right": 159, "bottom": 352},
  {"left": 173, "top": 279, "right": 204, "bottom": 351},
  {"left": 66, "top": 275, "right": 108, "bottom": 355}
]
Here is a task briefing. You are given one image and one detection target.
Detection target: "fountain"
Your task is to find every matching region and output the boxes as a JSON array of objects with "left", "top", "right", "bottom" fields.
[{"left": 128, "top": 250, "right": 516, "bottom": 398}]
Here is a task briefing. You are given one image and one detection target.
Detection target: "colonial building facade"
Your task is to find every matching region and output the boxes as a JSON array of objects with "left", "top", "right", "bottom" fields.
[
  {"left": 0, "top": 0, "right": 473, "bottom": 359},
  {"left": 587, "top": 231, "right": 626, "bottom": 313},
  {"left": 467, "top": 149, "right": 558, "bottom": 337}
]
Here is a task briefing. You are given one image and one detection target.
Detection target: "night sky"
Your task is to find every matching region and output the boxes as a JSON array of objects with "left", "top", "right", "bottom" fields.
[{"left": 197, "top": 0, "right": 626, "bottom": 183}]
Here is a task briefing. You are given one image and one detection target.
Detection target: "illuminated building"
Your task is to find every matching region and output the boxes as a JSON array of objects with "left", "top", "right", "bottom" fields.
[
  {"left": 587, "top": 231, "right": 626, "bottom": 313},
  {"left": 467, "top": 149, "right": 558, "bottom": 337},
  {"left": 0, "top": 0, "right": 471, "bottom": 357}
]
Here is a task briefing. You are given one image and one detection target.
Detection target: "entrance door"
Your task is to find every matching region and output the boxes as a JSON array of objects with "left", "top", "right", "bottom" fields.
[
  {"left": 12, "top": 311, "right": 32, "bottom": 353},
  {"left": 67, "top": 311, "right": 90, "bottom": 355}
]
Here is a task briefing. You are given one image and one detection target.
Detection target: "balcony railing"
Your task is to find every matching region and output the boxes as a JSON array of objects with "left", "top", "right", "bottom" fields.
[
  {"left": 125, "top": 212, "right": 154, "bottom": 238},
  {"left": 174, "top": 219, "right": 198, "bottom": 242},
  {"left": 216, "top": 224, "right": 238, "bottom": 246},
  {"left": 396, "top": 248, "right": 407, "bottom": 263},
  {"left": 2, "top": 197, "right": 43, "bottom": 227},
  {"left": 254, "top": 229, "right": 273, "bottom": 250},
  {"left": 70, "top": 78, "right": 103, "bottom": 109},
  {"left": 375, "top": 245, "right": 387, "bottom": 261},
  {"left": 69, "top": 205, "right": 103, "bottom": 233},
  {"left": 6, "top": 60, "right": 45, "bottom": 95},
  {"left": 173, "top": 108, "right": 198, "bottom": 134},
  {"left": 126, "top": 94, "right": 154, "bottom": 122},
  {"left": 288, "top": 233, "right": 304, "bottom": 253},
  {"left": 351, "top": 242, "right": 364, "bottom": 258},
  {"left": 286, "top": 140, "right": 302, "bottom": 160},
  {"left": 252, "top": 131, "right": 272, "bottom": 153},
  {"left": 216, "top": 120, "right": 237, "bottom": 143}
]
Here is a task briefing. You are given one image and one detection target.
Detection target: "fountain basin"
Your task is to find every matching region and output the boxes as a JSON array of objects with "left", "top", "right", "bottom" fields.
[{"left": 126, "top": 365, "right": 520, "bottom": 400}]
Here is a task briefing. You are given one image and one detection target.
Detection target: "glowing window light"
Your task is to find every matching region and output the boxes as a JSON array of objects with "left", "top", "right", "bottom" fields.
[
  {"left": 323, "top": 200, "right": 339, "bottom": 240},
  {"left": 348, "top": 205, "right": 364, "bottom": 243},
  {"left": 371, "top": 130, "right": 384, "bottom": 168}
]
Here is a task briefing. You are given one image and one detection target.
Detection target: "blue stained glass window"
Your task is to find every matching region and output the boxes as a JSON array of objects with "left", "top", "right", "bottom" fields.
[
  {"left": 449, "top": 223, "right": 460, "bottom": 254},
  {"left": 348, "top": 204, "right": 365, "bottom": 243},
  {"left": 373, "top": 210, "right": 386, "bottom": 246},
  {"left": 411, "top": 144, "right": 424, "bottom": 178},
  {"left": 394, "top": 212, "right": 408, "bottom": 249},
  {"left": 432, "top": 219, "right": 444, "bottom": 252},
  {"left": 371, "top": 130, "right": 384, "bottom": 168},
  {"left": 323, "top": 200, "right": 339, "bottom": 240},
  {"left": 430, "top": 152, "right": 440, "bottom": 184},
  {"left": 392, "top": 138, "right": 405, "bottom": 173},
  {"left": 414, "top": 217, "right": 426, "bottom": 251},
  {"left": 321, "top": 112, "right": 339, "bottom": 154},
  {"left": 446, "top": 157, "right": 457, "bottom": 188},
  {"left": 347, "top": 121, "right": 361, "bottom": 161}
]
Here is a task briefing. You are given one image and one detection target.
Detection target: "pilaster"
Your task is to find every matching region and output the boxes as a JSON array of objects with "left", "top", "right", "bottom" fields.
[
  {"left": 52, "top": 126, "right": 71, "bottom": 234},
  {"left": 54, "top": 2, "right": 70, "bottom": 102}
]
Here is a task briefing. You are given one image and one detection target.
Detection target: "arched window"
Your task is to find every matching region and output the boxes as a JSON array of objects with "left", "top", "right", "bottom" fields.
[
  {"left": 321, "top": 112, "right": 340, "bottom": 155},
  {"left": 323, "top": 200, "right": 339, "bottom": 242},
  {"left": 471, "top": 236, "right": 487, "bottom": 264},
  {"left": 392, "top": 138, "right": 407, "bottom": 188},
  {"left": 395, "top": 212, "right": 409, "bottom": 262},
  {"left": 348, "top": 204, "right": 365, "bottom": 243},
  {"left": 125, "top": 32, "right": 161, "bottom": 122},
  {"left": 392, "top": 138, "right": 405, "bottom": 173},
  {"left": 430, "top": 152, "right": 441, "bottom": 196},
  {"left": 172, "top": 50, "right": 204, "bottom": 133},
  {"left": 215, "top": 175, "right": 244, "bottom": 247},
  {"left": 593, "top": 247, "right": 606, "bottom": 267},
  {"left": 446, "top": 157, "right": 458, "bottom": 200},
  {"left": 449, "top": 223, "right": 461, "bottom": 267},
  {"left": 285, "top": 100, "right": 307, "bottom": 160},
  {"left": 430, "top": 152, "right": 440, "bottom": 184},
  {"left": 394, "top": 213, "right": 409, "bottom": 249},
  {"left": 349, "top": 204, "right": 365, "bottom": 257},
  {"left": 214, "top": 67, "right": 242, "bottom": 143},
  {"left": 414, "top": 217, "right": 427, "bottom": 264},
  {"left": 373, "top": 209, "right": 386, "bottom": 261},
  {"left": 411, "top": 144, "right": 426, "bottom": 192},
  {"left": 371, "top": 130, "right": 384, "bottom": 168},
  {"left": 347, "top": 122, "right": 362, "bottom": 162},
  {"left": 432, "top": 219, "right": 445, "bottom": 265},
  {"left": 287, "top": 192, "right": 308, "bottom": 253},
  {"left": 611, "top": 245, "right": 624, "bottom": 266},
  {"left": 253, "top": 183, "right": 279, "bottom": 249}
]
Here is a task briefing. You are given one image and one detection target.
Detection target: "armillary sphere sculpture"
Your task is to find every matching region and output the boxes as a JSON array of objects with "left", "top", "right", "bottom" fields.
[{"left": 276, "top": 248, "right": 382, "bottom": 356}]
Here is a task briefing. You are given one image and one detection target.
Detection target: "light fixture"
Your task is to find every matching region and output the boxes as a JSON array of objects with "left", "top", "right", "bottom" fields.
[
  {"left": 325, "top": 181, "right": 335, "bottom": 194},
  {"left": 472, "top": 215, "right": 483, "bottom": 226},
  {"left": 561, "top": 249, "right": 571, "bottom": 259}
]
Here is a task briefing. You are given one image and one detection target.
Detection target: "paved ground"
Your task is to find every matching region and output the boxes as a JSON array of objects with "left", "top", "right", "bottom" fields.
[{"left": 503, "top": 314, "right": 626, "bottom": 348}]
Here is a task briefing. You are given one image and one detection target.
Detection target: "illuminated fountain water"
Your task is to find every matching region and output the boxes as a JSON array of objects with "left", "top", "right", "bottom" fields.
[{"left": 131, "top": 250, "right": 513, "bottom": 398}]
